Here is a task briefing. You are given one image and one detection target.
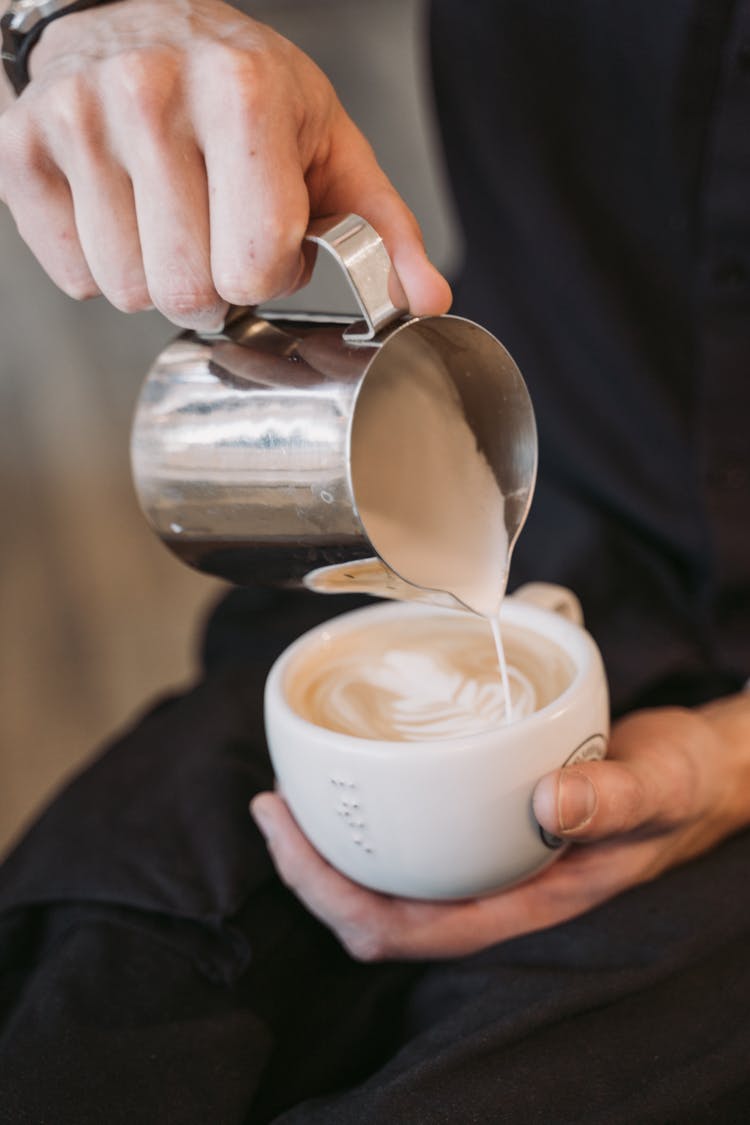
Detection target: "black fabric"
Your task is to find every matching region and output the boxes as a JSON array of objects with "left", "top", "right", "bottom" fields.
[
  {"left": 2, "top": 588, "right": 750, "bottom": 1123},
  {"left": 0, "top": 591, "right": 421, "bottom": 1124},
  {"left": 430, "top": 0, "right": 750, "bottom": 714},
  {"left": 3, "top": 0, "right": 750, "bottom": 1121}
]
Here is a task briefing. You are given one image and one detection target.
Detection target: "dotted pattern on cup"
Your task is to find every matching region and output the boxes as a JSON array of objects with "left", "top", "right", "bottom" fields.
[{"left": 330, "top": 775, "right": 374, "bottom": 854}]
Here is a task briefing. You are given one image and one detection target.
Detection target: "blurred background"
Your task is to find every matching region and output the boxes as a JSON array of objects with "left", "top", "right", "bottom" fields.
[{"left": 0, "top": 0, "right": 460, "bottom": 855}]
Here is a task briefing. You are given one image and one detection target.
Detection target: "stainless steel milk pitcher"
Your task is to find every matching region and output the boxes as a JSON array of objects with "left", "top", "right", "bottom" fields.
[{"left": 131, "top": 214, "right": 537, "bottom": 612}]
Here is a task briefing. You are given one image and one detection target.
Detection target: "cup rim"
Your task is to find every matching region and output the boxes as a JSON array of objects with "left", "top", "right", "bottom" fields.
[{"left": 265, "top": 598, "right": 602, "bottom": 753}]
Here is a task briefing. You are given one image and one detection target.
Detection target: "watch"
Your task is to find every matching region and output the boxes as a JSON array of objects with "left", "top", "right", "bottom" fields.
[{"left": 1, "top": 0, "right": 117, "bottom": 95}]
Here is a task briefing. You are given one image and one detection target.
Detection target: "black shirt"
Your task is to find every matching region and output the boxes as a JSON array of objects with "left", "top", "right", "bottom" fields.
[{"left": 430, "top": 0, "right": 750, "bottom": 713}]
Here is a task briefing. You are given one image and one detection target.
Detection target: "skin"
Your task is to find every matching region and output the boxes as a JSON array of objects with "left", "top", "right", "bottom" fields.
[
  {"left": 2, "top": 0, "right": 749, "bottom": 962},
  {"left": 0, "top": 0, "right": 451, "bottom": 326},
  {"left": 251, "top": 696, "right": 750, "bottom": 960}
]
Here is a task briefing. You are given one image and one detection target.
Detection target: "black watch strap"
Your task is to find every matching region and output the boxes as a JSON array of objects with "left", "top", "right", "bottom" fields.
[{"left": 2, "top": 0, "right": 118, "bottom": 96}]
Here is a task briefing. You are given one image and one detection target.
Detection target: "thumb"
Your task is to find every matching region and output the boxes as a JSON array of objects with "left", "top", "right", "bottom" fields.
[
  {"left": 362, "top": 190, "right": 453, "bottom": 317},
  {"left": 533, "top": 707, "right": 718, "bottom": 842},
  {"left": 532, "top": 760, "right": 655, "bottom": 842},
  {"left": 318, "top": 119, "right": 452, "bottom": 317}
]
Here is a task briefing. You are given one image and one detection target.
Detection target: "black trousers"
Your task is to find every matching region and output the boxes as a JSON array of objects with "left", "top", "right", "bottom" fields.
[{"left": 1, "top": 589, "right": 749, "bottom": 1124}]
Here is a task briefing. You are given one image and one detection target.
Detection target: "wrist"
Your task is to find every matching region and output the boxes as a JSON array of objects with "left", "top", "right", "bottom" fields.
[
  {"left": 1, "top": 0, "right": 121, "bottom": 94},
  {"left": 699, "top": 693, "right": 750, "bottom": 834}
]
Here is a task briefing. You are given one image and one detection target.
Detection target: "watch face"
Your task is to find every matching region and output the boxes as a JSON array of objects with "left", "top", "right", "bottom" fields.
[
  {"left": 1, "top": 9, "right": 21, "bottom": 73},
  {"left": 4, "top": 2, "right": 36, "bottom": 37},
  {"left": 1, "top": 9, "right": 25, "bottom": 94},
  {"left": 6, "top": 2, "right": 66, "bottom": 35}
]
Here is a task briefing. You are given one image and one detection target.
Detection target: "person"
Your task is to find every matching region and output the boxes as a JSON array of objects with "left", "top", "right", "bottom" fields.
[{"left": 1, "top": 0, "right": 749, "bottom": 1120}]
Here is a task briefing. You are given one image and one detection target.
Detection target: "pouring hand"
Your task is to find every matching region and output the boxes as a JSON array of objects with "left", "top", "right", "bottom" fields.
[
  {"left": 251, "top": 697, "right": 750, "bottom": 960},
  {"left": 0, "top": 0, "right": 451, "bottom": 329}
]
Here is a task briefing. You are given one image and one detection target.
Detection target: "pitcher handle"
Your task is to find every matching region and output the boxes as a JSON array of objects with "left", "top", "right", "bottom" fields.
[{"left": 304, "top": 213, "right": 408, "bottom": 344}]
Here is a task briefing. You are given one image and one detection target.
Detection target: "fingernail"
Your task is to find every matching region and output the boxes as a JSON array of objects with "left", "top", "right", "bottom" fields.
[
  {"left": 558, "top": 770, "right": 597, "bottom": 832},
  {"left": 199, "top": 308, "right": 230, "bottom": 333},
  {"left": 178, "top": 303, "right": 229, "bottom": 334}
]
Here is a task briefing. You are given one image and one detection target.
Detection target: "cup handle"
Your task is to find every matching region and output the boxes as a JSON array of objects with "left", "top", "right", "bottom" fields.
[
  {"left": 510, "top": 582, "right": 584, "bottom": 627},
  {"left": 304, "top": 214, "right": 408, "bottom": 344}
]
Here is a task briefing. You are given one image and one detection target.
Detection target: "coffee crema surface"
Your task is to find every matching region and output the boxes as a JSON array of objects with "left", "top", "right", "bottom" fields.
[{"left": 286, "top": 614, "right": 575, "bottom": 742}]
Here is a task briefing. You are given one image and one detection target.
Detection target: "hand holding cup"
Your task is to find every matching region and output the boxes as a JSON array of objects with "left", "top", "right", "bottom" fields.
[
  {"left": 260, "top": 586, "right": 608, "bottom": 904},
  {"left": 253, "top": 698, "right": 750, "bottom": 961}
]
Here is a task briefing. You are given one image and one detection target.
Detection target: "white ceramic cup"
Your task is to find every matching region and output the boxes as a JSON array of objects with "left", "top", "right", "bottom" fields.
[{"left": 264, "top": 584, "right": 609, "bottom": 900}]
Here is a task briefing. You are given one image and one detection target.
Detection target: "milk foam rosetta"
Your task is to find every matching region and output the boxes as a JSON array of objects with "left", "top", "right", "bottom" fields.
[{"left": 288, "top": 615, "right": 543, "bottom": 742}]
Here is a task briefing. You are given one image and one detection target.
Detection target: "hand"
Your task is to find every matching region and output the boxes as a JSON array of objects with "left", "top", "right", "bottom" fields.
[
  {"left": 251, "top": 697, "right": 750, "bottom": 960},
  {"left": 0, "top": 0, "right": 451, "bottom": 328}
]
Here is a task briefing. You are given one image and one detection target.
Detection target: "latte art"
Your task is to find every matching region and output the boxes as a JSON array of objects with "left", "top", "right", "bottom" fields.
[
  {"left": 308, "top": 648, "right": 535, "bottom": 741},
  {"left": 286, "top": 614, "right": 572, "bottom": 742}
]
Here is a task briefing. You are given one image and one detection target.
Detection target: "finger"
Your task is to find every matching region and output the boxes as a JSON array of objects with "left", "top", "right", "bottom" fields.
[
  {"left": 200, "top": 103, "right": 310, "bottom": 307},
  {"left": 38, "top": 85, "right": 150, "bottom": 311},
  {"left": 386, "top": 828, "right": 686, "bottom": 961},
  {"left": 60, "top": 155, "right": 151, "bottom": 314},
  {"left": 313, "top": 114, "right": 453, "bottom": 317},
  {"left": 128, "top": 141, "right": 228, "bottom": 330},
  {"left": 10, "top": 171, "right": 100, "bottom": 300},
  {"left": 0, "top": 120, "right": 98, "bottom": 299},
  {"left": 98, "top": 62, "right": 227, "bottom": 330},
  {"left": 533, "top": 761, "right": 663, "bottom": 842},
  {"left": 532, "top": 712, "right": 707, "bottom": 843},
  {"left": 250, "top": 792, "right": 665, "bottom": 962},
  {"left": 250, "top": 792, "right": 396, "bottom": 960},
  {"left": 250, "top": 791, "right": 479, "bottom": 960},
  {"left": 249, "top": 792, "right": 596, "bottom": 963}
]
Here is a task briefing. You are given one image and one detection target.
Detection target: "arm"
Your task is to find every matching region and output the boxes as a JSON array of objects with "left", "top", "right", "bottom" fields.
[
  {"left": 0, "top": 0, "right": 451, "bottom": 326},
  {"left": 251, "top": 693, "right": 750, "bottom": 960}
]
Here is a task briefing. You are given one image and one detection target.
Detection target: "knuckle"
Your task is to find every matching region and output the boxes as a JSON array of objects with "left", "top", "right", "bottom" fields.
[
  {"left": 594, "top": 762, "right": 647, "bottom": 833},
  {"left": 108, "top": 48, "right": 180, "bottom": 135},
  {"left": 658, "top": 741, "right": 700, "bottom": 824},
  {"left": 262, "top": 213, "right": 306, "bottom": 259},
  {"left": 194, "top": 44, "right": 266, "bottom": 130},
  {"left": 219, "top": 48, "right": 266, "bottom": 118},
  {"left": 49, "top": 74, "right": 100, "bottom": 140},
  {"left": 0, "top": 116, "right": 46, "bottom": 183},
  {"left": 622, "top": 771, "right": 649, "bottom": 827}
]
